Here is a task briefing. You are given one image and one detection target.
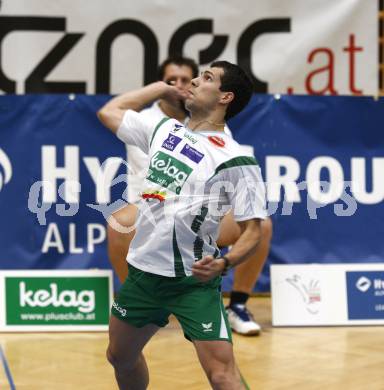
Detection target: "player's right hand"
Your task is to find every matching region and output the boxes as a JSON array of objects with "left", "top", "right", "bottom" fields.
[
  {"left": 162, "top": 82, "right": 189, "bottom": 102},
  {"left": 192, "top": 256, "right": 225, "bottom": 282}
]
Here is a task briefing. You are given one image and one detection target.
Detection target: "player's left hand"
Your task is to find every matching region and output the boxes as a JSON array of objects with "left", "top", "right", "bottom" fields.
[{"left": 192, "top": 255, "right": 225, "bottom": 282}]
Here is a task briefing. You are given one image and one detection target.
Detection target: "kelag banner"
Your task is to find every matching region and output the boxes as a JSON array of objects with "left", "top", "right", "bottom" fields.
[
  {"left": 0, "top": 95, "right": 383, "bottom": 291},
  {"left": 0, "top": 269, "right": 113, "bottom": 332},
  {"left": 0, "top": 0, "right": 378, "bottom": 95}
]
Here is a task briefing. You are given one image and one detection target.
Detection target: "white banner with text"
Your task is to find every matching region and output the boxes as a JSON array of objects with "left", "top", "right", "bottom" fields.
[
  {"left": 0, "top": 0, "right": 378, "bottom": 95},
  {"left": 271, "top": 264, "right": 384, "bottom": 326}
]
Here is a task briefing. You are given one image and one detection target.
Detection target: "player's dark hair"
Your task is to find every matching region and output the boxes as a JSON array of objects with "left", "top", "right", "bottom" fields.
[
  {"left": 158, "top": 57, "right": 199, "bottom": 80},
  {"left": 210, "top": 61, "right": 254, "bottom": 120}
]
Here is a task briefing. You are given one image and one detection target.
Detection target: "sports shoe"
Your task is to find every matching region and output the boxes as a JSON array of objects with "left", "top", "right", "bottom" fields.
[{"left": 226, "top": 304, "right": 261, "bottom": 336}]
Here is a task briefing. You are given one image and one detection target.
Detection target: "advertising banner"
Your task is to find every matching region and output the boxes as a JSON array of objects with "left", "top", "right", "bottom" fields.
[
  {"left": 228, "top": 94, "right": 384, "bottom": 291},
  {"left": 271, "top": 264, "right": 384, "bottom": 326},
  {"left": 0, "top": 0, "right": 378, "bottom": 95},
  {"left": 0, "top": 95, "right": 126, "bottom": 290},
  {"left": 0, "top": 94, "right": 383, "bottom": 292},
  {"left": 0, "top": 270, "right": 113, "bottom": 331}
]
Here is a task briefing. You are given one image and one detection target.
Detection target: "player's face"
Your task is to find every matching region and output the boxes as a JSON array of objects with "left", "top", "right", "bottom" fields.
[
  {"left": 185, "top": 67, "right": 225, "bottom": 114},
  {"left": 162, "top": 64, "right": 194, "bottom": 90}
]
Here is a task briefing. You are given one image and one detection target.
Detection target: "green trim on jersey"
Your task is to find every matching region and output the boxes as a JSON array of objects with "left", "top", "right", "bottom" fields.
[
  {"left": 214, "top": 156, "right": 259, "bottom": 176},
  {"left": 191, "top": 206, "right": 208, "bottom": 261},
  {"left": 173, "top": 224, "right": 186, "bottom": 277},
  {"left": 149, "top": 117, "right": 170, "bottom": 147},
  {"left": 193, "top": 237, "right": 204, "bottom": 261},
  {"left": 191, "top": 207, "right": 208, "bottom": 233}
]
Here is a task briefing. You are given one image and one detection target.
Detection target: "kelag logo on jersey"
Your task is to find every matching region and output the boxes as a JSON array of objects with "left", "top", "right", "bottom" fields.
[
  {"left": 147, "top": 151, "right": 193, "bottom": 194},
  {"left": 161, "top": 134, "right": 182, "bottom": 151},
  {"left": 346, "top": 271, "right": 384, "bottom": 320},
  {"left": 184, "top": 132, "right": 198, "bottom": 144}
]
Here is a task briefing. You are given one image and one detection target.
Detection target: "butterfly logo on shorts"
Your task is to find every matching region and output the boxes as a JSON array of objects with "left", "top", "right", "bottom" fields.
[{"left": 202, "top": 322, "right": 213, "bottom": 332}]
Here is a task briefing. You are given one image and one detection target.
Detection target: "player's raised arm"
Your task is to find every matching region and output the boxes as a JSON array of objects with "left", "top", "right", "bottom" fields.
[{"left": 97, "top": 81, "right": 188, "bottom": 133}]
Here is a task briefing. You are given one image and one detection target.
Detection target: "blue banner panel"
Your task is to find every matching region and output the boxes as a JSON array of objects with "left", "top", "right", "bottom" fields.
[
  {"left": 0, "top": 95, "right": 126, "bottom": 289},
  {"left": 0, "top": 95, "right": 383, "bottom": 292},
  {"left": 346, "top": 271, "right": 384, "bottom": 320},
  {"left": 227, "top": 94, "right": 384, "bottom": 292}
]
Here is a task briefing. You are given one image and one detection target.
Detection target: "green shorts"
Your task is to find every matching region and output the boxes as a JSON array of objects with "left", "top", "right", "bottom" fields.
[{"left": 111, "top": 264, "right": 232, "bottom": 342}]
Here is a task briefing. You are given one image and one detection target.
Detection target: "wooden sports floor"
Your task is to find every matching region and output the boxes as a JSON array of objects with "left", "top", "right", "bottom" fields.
[{"left": 1, "top": 297, "right": 383, "bottom": 390}]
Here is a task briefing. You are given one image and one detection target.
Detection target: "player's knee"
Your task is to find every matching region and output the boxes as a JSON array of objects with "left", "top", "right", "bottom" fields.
[
  {"left": 106, "top": 346, "right": 136, "bottom": 372},
  {"left": 106, "top": 346, "right": 123, "bottom": 368},
  {"left": 106, "top": 346, "right": 117, "bottom": 367},
  {"left": 261, "top": 217, "right": 273, "bottom": 243},
  {"left": 107, "top": 346, "right": 124, "bottom": 368},
  {"left": 208, "top": 369, "right": 235, "bottom": 388}
]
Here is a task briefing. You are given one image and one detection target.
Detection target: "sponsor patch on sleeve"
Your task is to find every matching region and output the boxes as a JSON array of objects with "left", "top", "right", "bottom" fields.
[
  {"left": 180, "top": 144, "right": 204, "bottom": 163},
  {"left": 208, "top": 135, "right": 225, "bottom": 147},
  {"left": 161, "top": 133, "right": 182, "bottom": 151}
]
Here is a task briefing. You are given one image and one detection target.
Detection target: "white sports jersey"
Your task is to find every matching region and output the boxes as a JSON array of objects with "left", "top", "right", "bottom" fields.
[
  {"left": 126, "top": 102, "right": 165, "bottom": 203},
  {"left": 126, "top": 102, "right": 233, "bottom": 203},
  {"left": 117, "top": 110, "right": 266, "bottom": 277}
]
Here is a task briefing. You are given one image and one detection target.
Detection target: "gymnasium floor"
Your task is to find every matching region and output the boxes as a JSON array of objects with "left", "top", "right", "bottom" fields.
[{"left": 1, "top": 297, "right": 383, "bottom": 389}]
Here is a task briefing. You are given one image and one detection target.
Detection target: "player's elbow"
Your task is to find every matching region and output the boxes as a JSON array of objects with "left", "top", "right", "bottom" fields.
[
  {"left": 97, "top": 107, "right": 121, "bottom": 134},
  {"left": 97, "top": 107, "right": 109, "bottom": 126}
]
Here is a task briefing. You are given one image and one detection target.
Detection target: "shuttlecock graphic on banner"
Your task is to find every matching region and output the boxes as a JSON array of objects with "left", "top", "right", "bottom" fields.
[
  {"left": 0, "top": 148, "right": 12, "bottom": 192},
  {"left": 286, "top": 274, "right": 321, "bottom": 314},
  {"left": 355, "top": 276, "right": 371, "bottom": 293}
]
